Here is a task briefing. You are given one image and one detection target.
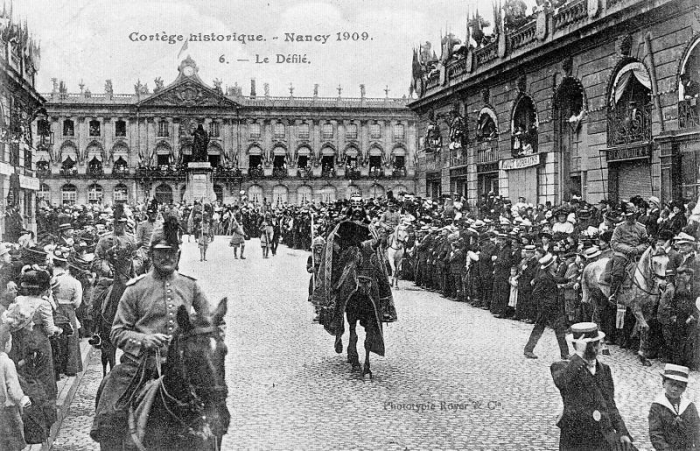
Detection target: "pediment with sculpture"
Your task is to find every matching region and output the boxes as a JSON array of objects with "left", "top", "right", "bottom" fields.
[{"left": 139, "top": 79, "right": 240, "bottom": 108}]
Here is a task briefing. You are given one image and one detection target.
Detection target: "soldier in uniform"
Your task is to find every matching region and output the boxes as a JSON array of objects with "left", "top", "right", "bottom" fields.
[
  {"left": 609, "top": 202, "right": 649, "bottom": 303},
  {"left": 91, "top": 217, "right": 211, "bottom": 450},
  {"left": 135, "top": 200, "right": 161, "bottom": 274}
]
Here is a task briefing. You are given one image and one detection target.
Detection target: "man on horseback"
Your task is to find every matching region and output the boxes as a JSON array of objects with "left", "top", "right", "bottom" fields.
[
  {"left": 609, "top": 202, "right": 649, "bottom": 304},
  {"left": 91, "top": 217, "right": 211, "bottom": 450}
]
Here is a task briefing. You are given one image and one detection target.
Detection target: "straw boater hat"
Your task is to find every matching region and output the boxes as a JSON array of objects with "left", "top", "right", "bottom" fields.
[
  {"left": 583, "top": 246, "right": 602, "bottom": 260},
  {"left": 538, "top": 253, "right": 555, "bottom": 269},
  {"left": 569, "top": 322, "right": 605, "bottom": 344},
  {"left": 660, "top": 364, "right": 689, "bottom": 383},
  {"left": 674, "top": 232, "right": 696, "bottom": 245}
]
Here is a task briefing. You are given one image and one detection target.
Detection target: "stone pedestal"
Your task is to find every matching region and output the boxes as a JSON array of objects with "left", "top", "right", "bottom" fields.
[{"left": 182, "top": 162, "right": 217, "bottom": 204}]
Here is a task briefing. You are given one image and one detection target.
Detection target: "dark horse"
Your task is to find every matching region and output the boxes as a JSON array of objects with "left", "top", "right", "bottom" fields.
[
  {"left": 91, "top": 277, "right": 123, "bottom": 376},
  {"left": 313, "top": 221, "right": 396, "bottom": 379},
  {"left": 113, "top": 298, "right": 229, "bottom": 451}
]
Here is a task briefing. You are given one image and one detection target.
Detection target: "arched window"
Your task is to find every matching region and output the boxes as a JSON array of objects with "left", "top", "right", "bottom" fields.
[
  {"left": 113, "top": 184, "right": 128, "bottom": 204},
  {"left": 678, "top": 39, "right": 700, "bottom": 129},
  {"left": 61, "top": 156, "right": 76, "bottom": 171},
  {"left": 88, "top": 157, "right": 103, "bottom": 176},
  {"left": 370, "top": 123, "right": 381, "bottom": 139},
  {"left": 247, "top": 185, "right": 263, "bottom": 203},
  {"left": 322, "top": 123, "right": 334, "bottom": 140},
  {"left": 393, "top": 123, "right": 405, "bottom": 141},
  {"left": 608, "top": 62, "right": 653, "bottom": 146},
  {"left": 511, "top": 96, "right": 539, "bottom": 157},
  {"left": 61, "top": 184, "right": 77, "bottom": 205},
  {"left": 476, "top": 108, "right": 499, "bottom": 142},
  {"left": 297, "top": 185, "right": 312, "bottom": 204},
  {"left": 319, "top": 185, "right": 336, "bottom": 203},
  {"left": 87, "top": 184, "right": 103, "bottom": 204},
  {"left": 272, "top": 185, "right": 288, "bottom": 204}
]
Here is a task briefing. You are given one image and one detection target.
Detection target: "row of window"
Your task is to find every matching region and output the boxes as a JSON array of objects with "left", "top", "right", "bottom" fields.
[
  {"left": 248, "top": 122, "right": 404, "bottom": 141},
  {"left": 38, "top": 183, "right": 129, "bottom": 205},
  {"left": 57, "top": 119, "right": 406, "bottom": 142}
]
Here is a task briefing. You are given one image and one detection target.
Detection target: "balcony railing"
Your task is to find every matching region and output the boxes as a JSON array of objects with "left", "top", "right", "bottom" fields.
[
  {"left": 553, "top": 0, "right": 588, "bottom": 30},
  {"left": 607, "top": 102, "right": 653, "bottom": 147},
  {"left": 248, "top": 167, "right": 265, "bottom": 178},
  {"left": 368, "top": 167, "right": 384, "bottom": 178},
  {"left": 135, "top": 166, "right": 186, "bottom": 180},
  {"left": 37, "top": 168, "right": 51, "bottom": 178},
  {"left": 451, "top": 151, "right": 468, "bottom": 167},
  {"left": 87, "top": 167, "right": 104, "bottom": 177},
  {"left": 679, "top": 99, "right": 700, "bottom": 129},
  {"left": 321, "top": 168, "right": 337, "bottom": 178},
  {"left": 272, "top": 167, "right": 288, "bottom": 178},
  {"left": 296, "top": 167, "right": 312, "bottom": 178},
  {"left": 392, "top": 168, "right": 407, "bottom": 178},
  {"left": 475, "top": 42, "right": 498, "bottom": 67},
  {"left": 476, "top": 147, "right": 499, "bottom": 164},
  {"left": 509, "top": 20, "right": 537, "bottom": 52},
  {"left": 60, "top": 168, "right": 78, "bottom": 176},
  {"left": 344, "top": 167, "right": 362, "bottom": 179}
]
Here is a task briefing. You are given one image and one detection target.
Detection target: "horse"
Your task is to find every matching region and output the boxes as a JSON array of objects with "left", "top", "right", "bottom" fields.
[
  {"left": 90, "top": 277, "right": 121, "bottom": 377},
  {"left": 332, "top": 245, "right": 387, "bottom": 379},
  {"left": 385, "top": 224, "right": 408, "bottom": 289},
  {"left": 111, "top": 298, "right": 229, "bottom": 451},
  {"left": 581, "top": 245, "right": 669, "bottom": 366}
]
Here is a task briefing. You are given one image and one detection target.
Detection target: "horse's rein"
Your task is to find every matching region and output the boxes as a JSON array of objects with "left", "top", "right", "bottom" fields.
[{"left": 629, "top": 250, "right": 667, "bottom": 296}]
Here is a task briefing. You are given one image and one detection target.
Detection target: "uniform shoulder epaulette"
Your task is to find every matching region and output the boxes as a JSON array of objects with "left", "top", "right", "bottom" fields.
[
  {"left": 125, "top": 273, "right": 148, "bottom": 286},
  {"left": 179, "top": 273, "right": 197, "bottom": 281}
]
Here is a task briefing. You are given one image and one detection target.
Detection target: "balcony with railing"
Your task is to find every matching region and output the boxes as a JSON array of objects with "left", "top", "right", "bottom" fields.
[
  {"left": 272, "top": 167, "right": 288, "bottom": 178},
  {"left": 321, "top": 167, "right": 337, "bottom": 178},
  {"left": 392, "top": 167, "right": 408, "bottom": 178},
  {"left": 296, "top": 167, "right": 313, "bottom": 179},
  {"left": 475, "top": 143, "right": 499, "bottom": 164},
  {"left": 59, "top": 168, "right": 79, "bottom": 177},
  {"left": 344, "top": 167, "right": 362, "bottom": 179},
  {"left": 87, "top": 166, "right": 104, "bottom": 177},
  {"left": 248, "top": 167, "right": 265, "bottom": 178}
]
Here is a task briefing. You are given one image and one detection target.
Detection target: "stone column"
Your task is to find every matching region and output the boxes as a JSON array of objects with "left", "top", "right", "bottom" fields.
[{"left": 104, "top": 117, "right": 113, "bottom": 167}]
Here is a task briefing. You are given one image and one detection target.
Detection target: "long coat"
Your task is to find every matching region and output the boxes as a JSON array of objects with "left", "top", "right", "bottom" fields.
[
  {"left": 551, "top": 355, "right": 631, "bottom": 451},
  {"left": 648, "top": 392, "right": 700, "bottom": 450},
  {"left": 491, "top": 243, "right": 515, "bottom": 314}
]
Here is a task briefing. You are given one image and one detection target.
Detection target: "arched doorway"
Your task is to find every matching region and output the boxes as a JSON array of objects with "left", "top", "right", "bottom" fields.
[
  {"left": 155, "top": 184, "right": 173, "bottom": 204},
  {"left": 554, "top": 78, "right": 586, "bottom": 201}
]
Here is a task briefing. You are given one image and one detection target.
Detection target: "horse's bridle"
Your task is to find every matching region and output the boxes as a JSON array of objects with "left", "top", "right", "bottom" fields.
[
  {"left": 158, "top": 325, "right": 226, "bottom": 445},
  {"left": 628, "top": 248, "right": 667, "bottom": 296}
]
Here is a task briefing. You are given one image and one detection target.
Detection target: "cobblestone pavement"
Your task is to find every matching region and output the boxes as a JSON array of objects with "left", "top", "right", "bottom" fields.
[{"left": 53, "top": 238, "right": 699, "bottom": 450}]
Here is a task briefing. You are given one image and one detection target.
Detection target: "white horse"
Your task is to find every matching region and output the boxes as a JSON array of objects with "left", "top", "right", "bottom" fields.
[{"left": 386, "top": 224, "right": 408, "bottom": 289}]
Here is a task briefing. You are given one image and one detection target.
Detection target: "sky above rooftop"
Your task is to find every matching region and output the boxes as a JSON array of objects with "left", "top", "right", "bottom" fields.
[{"left": 12, "top": 0, "right": 536, "bottom": 98}]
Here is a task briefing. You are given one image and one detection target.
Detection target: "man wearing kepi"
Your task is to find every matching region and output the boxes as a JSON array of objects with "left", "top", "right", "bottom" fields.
[
  {"left": 609, "top": 202, "right": 649, "bottom": 303},
  {"left": 551, "top": 322, "right": 633, "bottom": 451},
  {"left": 91, "top": 217, "right": 211, "bottom": 450}
]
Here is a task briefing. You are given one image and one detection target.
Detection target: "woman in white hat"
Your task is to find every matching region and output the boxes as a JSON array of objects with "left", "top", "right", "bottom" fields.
[{"left": 648, "top": 363, "right": 700, "bottom": 450}]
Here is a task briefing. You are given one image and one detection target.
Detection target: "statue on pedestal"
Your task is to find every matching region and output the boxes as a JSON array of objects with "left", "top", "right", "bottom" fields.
[{"left": 191, "top": 124, "right": 210, "bottom": 162}]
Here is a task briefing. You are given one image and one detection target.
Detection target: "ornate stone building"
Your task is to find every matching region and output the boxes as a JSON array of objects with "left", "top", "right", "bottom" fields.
[
  {"left": 39, "top": 57, "right": 417, "bottom": 206},
  {"left": 0, "top": 7, "right": 44, "bottom": 234},
  {"left": 409, "top": 0, "right": 700, "bottom": 206}
]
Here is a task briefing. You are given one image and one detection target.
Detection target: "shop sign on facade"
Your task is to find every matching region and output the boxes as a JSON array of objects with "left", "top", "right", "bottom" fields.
[
  {"left": 19, "top": 175, "right": 40, "bottom": 190},
  {"left": 500, "top": 154, "right": 540, "bottom": 171}
]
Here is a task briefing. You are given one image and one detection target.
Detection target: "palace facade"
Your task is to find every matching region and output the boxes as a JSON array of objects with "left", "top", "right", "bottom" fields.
[
  {"left": 0, "top": 7, "right": 43, "bottom": 234},
  {"left": 38, "top": 57, "right": 418, "bottom": 206},
  {"left": 409, "top": 0, "right": 700, "bottom": 206}
]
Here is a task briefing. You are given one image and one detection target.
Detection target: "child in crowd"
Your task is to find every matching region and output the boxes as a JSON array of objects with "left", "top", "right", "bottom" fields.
[
  {"left": 0, "top": 324, "right": 32, "bottom": 451},
  {"left": 648, "top": 364, "right": 700, "bottom": 450},
  {"left": 508, "top": 266, "right": 519, "bottom": 310}
]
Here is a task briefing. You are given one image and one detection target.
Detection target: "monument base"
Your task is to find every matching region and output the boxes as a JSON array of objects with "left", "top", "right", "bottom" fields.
[{"left": 182, "top": 162, "right": 217, "bottom": 204}]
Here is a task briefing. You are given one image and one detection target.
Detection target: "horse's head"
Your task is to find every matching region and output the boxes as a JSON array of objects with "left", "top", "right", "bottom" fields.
[
  {"left": 643, "top": 246, "right": 670, "bottom": 289},
  {"left": 168, "top": 297, "right": 228, "bottom": 405}
]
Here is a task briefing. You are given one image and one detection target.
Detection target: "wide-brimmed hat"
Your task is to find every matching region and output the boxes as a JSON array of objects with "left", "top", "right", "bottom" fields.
[
  {"left": 58, "top": 223, "right": 73, "bottom": 231},
  {"left": 583, "top": 247, "right": 602, "bottom": 260},
  {"left": 538, "top": 230, "right": 553, "bottom": 240},
  {"left": 52, "top": 246, "right": 71, "bottom": 262},
  {"left": 660, "top": 364, "right": 689, "bottom": 383},
  {"left": 569, "top": 322, "right": 605, "bottom": 343}
]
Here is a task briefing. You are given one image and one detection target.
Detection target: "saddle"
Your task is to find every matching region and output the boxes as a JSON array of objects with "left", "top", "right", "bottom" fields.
[{"left": 600, "top": 257, "right": 635, "bottom": 288}]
